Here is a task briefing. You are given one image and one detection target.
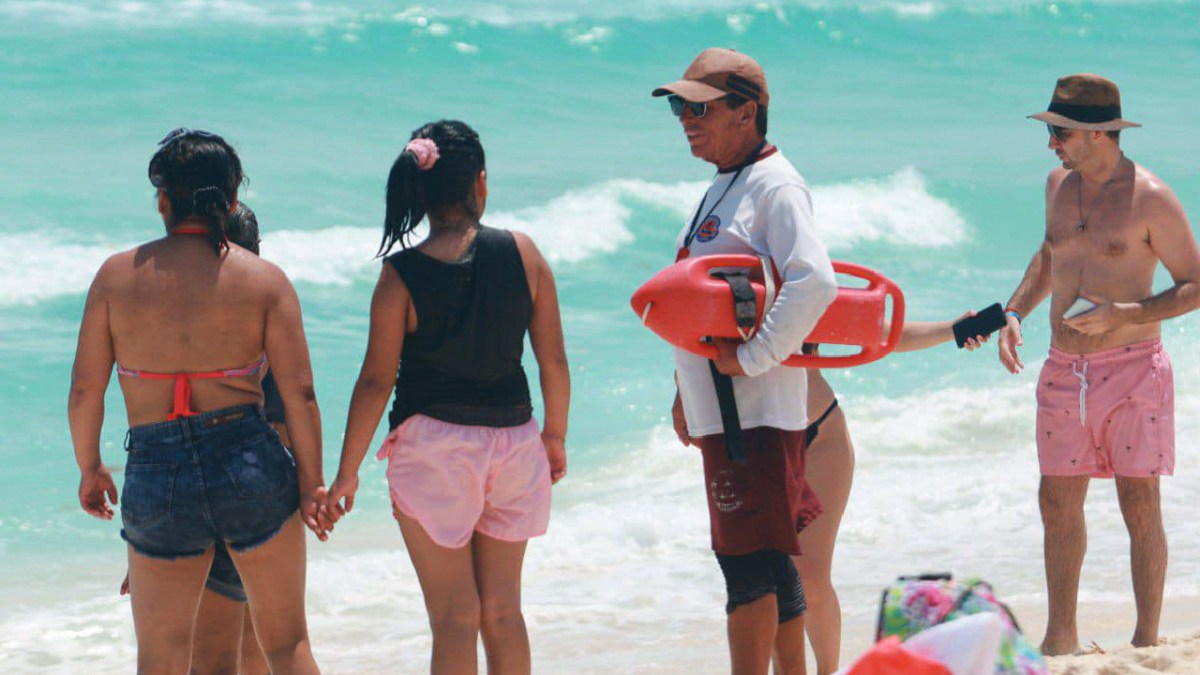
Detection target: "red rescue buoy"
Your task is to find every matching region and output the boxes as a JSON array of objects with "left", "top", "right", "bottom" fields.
[{"left": 631, "top": 255, "right": 905, "bottom": 368}]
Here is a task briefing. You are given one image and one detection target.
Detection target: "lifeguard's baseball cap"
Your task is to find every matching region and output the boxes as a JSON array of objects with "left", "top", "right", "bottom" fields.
[{"left": 652, "top": 48, "right": 769, "bottom": 107}]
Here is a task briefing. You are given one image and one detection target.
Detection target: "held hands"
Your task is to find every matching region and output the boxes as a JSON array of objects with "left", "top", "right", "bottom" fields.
[
  {"left": 78, "top": 464, "right": 118, "bottom": 520},
  {"left": 713, "top": 338, "right": 746, "bottom": 377},
  {"left": 325, "top": 471, "right": 360, "bottom": 522},
  {"left": 300, "top": 482, "right": 336, "bottom": 541},
  {"left": 543, "top": 434, "right": 567, "bottom": 484},
  {"left": 998, "top": 315, "right": 1024, "bottom": 374},
  {"left": 1063, "top": 293, "right": 1130, "bottom": 335}
]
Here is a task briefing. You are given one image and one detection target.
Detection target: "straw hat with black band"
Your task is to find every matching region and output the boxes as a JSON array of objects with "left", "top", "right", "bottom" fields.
[{"left": 1028, "top": 73, "right": 1140, "bottom": 131}]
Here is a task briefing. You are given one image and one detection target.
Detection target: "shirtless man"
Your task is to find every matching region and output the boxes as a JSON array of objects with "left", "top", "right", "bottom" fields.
[{"left": 998, "top": 74, "right": 1200, "bottom": 655}]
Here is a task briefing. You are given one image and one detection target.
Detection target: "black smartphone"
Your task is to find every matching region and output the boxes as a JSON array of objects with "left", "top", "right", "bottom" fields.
[{"left": 952, "top": 302, "right": 1007, "bottom": 348}]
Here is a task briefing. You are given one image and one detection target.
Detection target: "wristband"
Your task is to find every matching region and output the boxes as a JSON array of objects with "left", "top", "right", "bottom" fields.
[{"left": 1005, "top": 308, "right": 1022, "bottom": 324}]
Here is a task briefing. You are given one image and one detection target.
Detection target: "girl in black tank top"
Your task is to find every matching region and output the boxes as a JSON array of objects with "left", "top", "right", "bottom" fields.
[{"left": 326, "top": 120, "right": 570, "bottom": 673}]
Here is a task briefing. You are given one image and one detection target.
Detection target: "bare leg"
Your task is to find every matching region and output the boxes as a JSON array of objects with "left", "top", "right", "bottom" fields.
[
  {"left": 239, "top": 604, "right": 270, "bottom": 675},
  {"left": 793, "top": 411, "right": 853, "bottom": 675},
  {"left": 229, "top": 514, "right": 321, "bottom": 674},
  {"left": 1038, "top": 475, "right": 1090, "bottom": 656},
  {"left": 772, "top": 615, "right": 806, "bottom": 675},
  {"left": 127, "top": 545, "right": 214, "bottom": 675},
  {"left": 728, "top": 594, "right": 778, "bottom": 675},
  {"left": 396, "top": 509, "right": 482, "bottom": 675},
  {"left": 473, "top": 533, "right": 531, "bottom": 675},
  {"left": 191, "top": 587, "right": 246, "bottom": 675},
  {"left": 1115, "top": 476, "right": 1166, "bottom": 648}
]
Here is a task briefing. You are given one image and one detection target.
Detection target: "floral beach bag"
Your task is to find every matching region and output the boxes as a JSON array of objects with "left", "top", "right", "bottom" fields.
[{"left": 876, "top": 573, "right": 1048, "bottom": 675}]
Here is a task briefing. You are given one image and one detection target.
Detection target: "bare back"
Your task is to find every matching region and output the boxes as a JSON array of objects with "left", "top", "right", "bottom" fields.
[
  {"left": 101, "top": 236, "right": 291, "bottom": 425},
  {"left": 1045, "top": 161, "right": 1173, "bottom": 352}
]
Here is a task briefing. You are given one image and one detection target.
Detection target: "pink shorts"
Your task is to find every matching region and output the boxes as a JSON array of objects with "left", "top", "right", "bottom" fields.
[
  {"left": 1036, "top": 338, "right": 1174, "bottom": 478},
  {"left": 376, "top": 414, "right": 551, "bottom": 548}
]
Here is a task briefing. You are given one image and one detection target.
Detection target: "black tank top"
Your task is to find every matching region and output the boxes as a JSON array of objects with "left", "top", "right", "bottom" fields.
[{"left": 386, "top": 225, "right": 534, "bottom": 429}]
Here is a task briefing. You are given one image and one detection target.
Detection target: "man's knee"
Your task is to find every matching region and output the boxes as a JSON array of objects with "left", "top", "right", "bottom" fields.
[
  {"left": 716, "top": 549, "right": 805, "bottom": 622},
  {"left": 1117, "top": 477, "right": 1162, "bottom": 522},
  {"left": 1039, "top": 478, "right": 1087, "bottom": 523}
]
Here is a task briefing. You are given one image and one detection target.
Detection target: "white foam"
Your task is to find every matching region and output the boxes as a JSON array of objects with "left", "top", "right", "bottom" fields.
[
  {"left": 0, "top": 0, "right": 1161, "bottom": 30},
  {"left": 0, "top": 233, "right": 128, "bottom": 306},
  {"left": 0, "top": 168, "right": 964, "bottom": 305},
  {"left": 3, "top": 375, "right": 1200, "bottom": 671}
]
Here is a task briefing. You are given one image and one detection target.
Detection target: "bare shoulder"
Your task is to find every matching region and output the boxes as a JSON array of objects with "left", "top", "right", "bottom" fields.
[
  {"left": 509, "top": 230, "right": 548, "bottom": 271},
  {"left": 1045, "top": 166, "right": 1070, "bottom": 194},
  {"left": 92, "top": 245, "right": 143, "bottom": 292},
  {"left": 1133, "top": 164, "right": 1186, "bottom": 220}
]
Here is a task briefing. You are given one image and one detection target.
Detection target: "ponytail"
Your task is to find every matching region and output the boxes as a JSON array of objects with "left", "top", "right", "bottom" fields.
[
  {"left": 192, "top": 186, "right": 231, "bottom": 255},
  {"left": 378, "top": 149, "right": 425, "bottom": 256},
  {"left": 377, "top": 120, "right": 486, "bottom": 257}
]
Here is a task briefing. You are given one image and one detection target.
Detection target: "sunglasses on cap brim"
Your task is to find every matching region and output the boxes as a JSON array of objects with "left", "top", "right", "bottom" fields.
[
  {"left": 148, "top": 128, "right": 225, "bottom": 188},
  {"left": 157, "top": 127, "right": 223, "bottom": 146}
]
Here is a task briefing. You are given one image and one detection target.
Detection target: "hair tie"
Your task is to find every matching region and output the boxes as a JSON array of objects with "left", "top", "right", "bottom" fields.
[{"left": 405, "top": 138, "right": 440, "bottom": 171}]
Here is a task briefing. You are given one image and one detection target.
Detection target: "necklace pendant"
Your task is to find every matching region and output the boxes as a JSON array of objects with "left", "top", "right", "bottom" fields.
[{"left": 1076, "top": 220, "right": 1087, "bottom": 232}]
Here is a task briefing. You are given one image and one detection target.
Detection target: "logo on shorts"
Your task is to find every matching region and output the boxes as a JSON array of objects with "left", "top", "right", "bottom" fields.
[
  {"left": 696, "top": 215, "right": 721, "bottom": 242},
  {"left": 711, "top": 469, "right": 744, "bottom": 513}
]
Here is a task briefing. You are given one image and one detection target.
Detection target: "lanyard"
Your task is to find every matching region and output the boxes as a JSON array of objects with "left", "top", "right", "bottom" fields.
[{"left": 678, "top": 140, "right": 771, "bottom": 260}]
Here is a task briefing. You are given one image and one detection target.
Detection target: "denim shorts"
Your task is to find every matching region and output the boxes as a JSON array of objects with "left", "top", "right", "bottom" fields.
[{"left": 120, "top": 404, "right": 299, "bottom": 560}]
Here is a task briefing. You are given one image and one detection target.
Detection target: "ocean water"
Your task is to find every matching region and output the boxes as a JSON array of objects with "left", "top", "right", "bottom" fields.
[{"left": 2, "top": 0, "right": 1200, "bottom": 671}]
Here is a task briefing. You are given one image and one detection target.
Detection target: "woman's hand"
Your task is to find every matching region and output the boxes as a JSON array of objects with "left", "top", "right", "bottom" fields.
[
  {"left": 79, "top": 464, "right": 118, "bottom": 520},
  {"left": 326, "top": 471, "right": 360, "bottom": 519},
  {"left": 544, "top": 435, "right": 567, "bottom": 484},
  {"left": 300, "top": 483, "right": 333, "bottom": 541}
]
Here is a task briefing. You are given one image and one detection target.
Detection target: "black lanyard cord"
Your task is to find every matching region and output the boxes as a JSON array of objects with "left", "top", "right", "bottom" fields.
[{"left": 681, "top": 140, "right": 769, "bottom": 252}]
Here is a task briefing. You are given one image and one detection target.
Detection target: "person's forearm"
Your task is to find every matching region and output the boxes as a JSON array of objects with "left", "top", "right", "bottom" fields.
[
  {"left": 1006, "top": 245, "right": 1052, "bottom": 318},
  {"left": 282, "top": 385, "right": 323, "bottom": 488},
  {"left": 894, "top": 320, "right": 955, "bottom": 353},
  {"left": 68, "top": 383, "right": 105, "bottom": 472},
  {"left": 539, "top": 355, "right": 570, "bottom": 440},
  {"left": 1120, "top": 280, "right": 1200, "bottom": 324},
  {"left": 336, "top": 375, "right": 394, "bottom": 478}
]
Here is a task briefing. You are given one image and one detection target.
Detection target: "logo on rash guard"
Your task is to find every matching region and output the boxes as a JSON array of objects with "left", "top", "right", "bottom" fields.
[{"left": 696, "top": 215, "right": 721, "bottom": 242}]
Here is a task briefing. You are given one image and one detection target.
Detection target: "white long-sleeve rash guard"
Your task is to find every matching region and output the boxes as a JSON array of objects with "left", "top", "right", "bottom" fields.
[{"left": 673, "top": 150, "right": 837, "bottom": 436}]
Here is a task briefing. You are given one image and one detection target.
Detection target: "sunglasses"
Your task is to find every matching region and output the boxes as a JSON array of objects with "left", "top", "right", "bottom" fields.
[
  {"left": 149, "top": 128, "right": 226, "bottom": 187},
  {"left": 157, "top": 127, "right": 223, "bottom": 147},
  {"left": 668, "top": 94, "right": 709, "bottom": 119},
  {"left": 1047, "top": 124, "right": 1072, "bottom": 142}
]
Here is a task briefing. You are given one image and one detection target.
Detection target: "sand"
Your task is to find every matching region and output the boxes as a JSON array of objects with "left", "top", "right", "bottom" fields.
[{"left": 1047, "top": 633, "right": 1200, "bottom": 674}]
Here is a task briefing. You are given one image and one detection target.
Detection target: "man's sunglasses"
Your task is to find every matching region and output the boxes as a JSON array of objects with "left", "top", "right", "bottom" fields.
[
  {"left": 1047, "top": 124, "right": 1072, "bottom": 142},
  {"left": 668, "top": 94, "right": 709, "bottom": 119},
  {"left": 157, "top": 127, "right": 223, "bottom": 147}
]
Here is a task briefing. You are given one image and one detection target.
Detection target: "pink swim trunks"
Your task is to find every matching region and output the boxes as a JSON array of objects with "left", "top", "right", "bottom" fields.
[
  {"left": 376, "top": 414, "right": 551, "bottom": 548},
  {"left": 1036, "top": 338, "right": 1174, "bottom": 478}
]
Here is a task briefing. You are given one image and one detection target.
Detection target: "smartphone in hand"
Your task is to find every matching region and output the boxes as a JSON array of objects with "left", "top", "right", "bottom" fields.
[
  {"left": 952, "top": 303, "right": 1007, "bottom": 348},
  {"left": 1063, "top": 297, "right": 1098, "bottom": 320}
]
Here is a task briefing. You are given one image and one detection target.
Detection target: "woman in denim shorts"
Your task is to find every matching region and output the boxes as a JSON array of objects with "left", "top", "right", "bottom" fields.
[{"left": 69, "top": 129, "right": 330, "bottom": 673}]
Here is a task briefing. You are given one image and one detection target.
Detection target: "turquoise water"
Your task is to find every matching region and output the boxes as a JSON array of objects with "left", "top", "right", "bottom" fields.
[{"left": 2, "top": 1, "right": 1200, "bottom": 671}]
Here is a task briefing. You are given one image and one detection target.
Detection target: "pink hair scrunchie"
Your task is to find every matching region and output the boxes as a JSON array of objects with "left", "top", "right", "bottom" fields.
[{"left": 405, "top": 138, "right": 440, "bottom": 171}]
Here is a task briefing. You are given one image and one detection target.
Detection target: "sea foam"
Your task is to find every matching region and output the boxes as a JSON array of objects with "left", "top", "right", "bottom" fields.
[{"left": 0, "top": 168, "right": 966, "bottom": 305}]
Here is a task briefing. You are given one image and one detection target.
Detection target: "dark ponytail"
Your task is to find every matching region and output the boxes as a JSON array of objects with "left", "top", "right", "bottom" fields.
[
  {"left": 192, "top": 186, "right": 232, "bottom": 254},
  {"left": 148, "top": 128, "right": 245, "bottom": 256},
  {"left": 378, "top": 120, "right": 486, "bottom": 256}
]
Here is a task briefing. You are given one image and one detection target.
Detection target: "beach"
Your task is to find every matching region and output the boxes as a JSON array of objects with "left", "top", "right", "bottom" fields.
[{"left": 3, "top": 0, "right": 1200, "bottom": 672}]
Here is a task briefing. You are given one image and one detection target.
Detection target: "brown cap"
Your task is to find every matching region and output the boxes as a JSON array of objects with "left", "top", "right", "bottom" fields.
[
  {"left": 1028, "top": 73, "right": 1140, "bottom": 131},
  {"left": 652, "top": 48, "right": 769, "bottom": 107}
]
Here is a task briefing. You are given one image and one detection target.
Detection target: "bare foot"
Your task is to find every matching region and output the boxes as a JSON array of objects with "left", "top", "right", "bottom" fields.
[{"left": 1040, "top": 637, "right": 1083, "bottom": 657}]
